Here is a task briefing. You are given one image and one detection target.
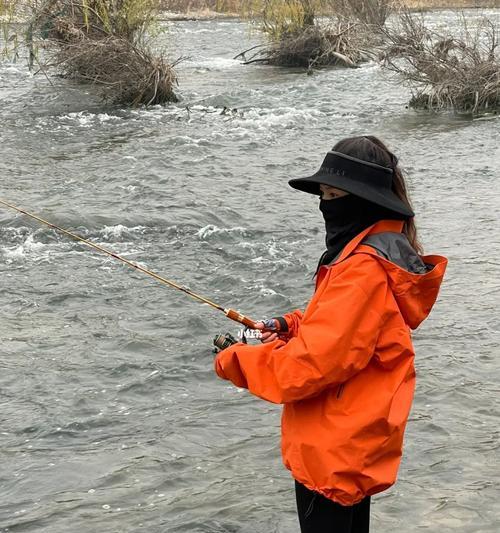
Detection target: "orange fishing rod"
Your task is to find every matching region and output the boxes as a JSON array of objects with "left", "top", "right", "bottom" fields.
[{"left": 0, "top": 198, "right": 261, "bottom": 330}]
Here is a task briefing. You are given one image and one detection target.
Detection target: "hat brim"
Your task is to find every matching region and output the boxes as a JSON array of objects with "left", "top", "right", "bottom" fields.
[{"left": 288, "top": 173, "right": 415, "bottom": 218}]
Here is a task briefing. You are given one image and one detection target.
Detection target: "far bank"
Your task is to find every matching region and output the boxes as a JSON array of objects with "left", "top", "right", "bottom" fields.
[{"left": 159, "top": 0, "right": 499, "bottom": 17}]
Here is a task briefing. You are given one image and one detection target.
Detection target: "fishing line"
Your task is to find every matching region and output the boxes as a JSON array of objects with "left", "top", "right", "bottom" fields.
[{"left": 0, "top": 198, "right": 261, "bottom": 330}]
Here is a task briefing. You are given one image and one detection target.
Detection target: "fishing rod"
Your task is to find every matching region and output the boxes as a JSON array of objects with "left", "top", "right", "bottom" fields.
[{"left": 0, "top": 198, "right": 263, "bottom": 331}]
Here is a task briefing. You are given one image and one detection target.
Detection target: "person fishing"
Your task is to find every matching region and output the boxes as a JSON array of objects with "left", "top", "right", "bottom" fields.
[{"left": 213, "top": 135, "right": 447, "bottom": 533}]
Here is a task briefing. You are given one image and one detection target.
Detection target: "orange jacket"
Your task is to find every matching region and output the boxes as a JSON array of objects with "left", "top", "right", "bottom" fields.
[{"left": 215, "top": 220, "right": 447, "bottom": 505}]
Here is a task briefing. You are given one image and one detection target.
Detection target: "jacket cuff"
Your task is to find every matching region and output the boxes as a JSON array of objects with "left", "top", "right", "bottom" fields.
[
  {"left": 214, "top": 344, "right": 249, "bottom": 389},
  {"left": 272, "top": 316, "right": 289, "bottom": 332}
]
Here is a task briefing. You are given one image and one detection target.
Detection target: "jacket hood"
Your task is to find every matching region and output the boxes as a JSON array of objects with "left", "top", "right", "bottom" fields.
[{"left": 335, "top": 220, "right": 447, "bottom": 330}]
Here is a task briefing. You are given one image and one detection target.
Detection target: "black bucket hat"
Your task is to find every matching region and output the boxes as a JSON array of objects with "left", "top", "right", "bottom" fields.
[{"left": 288, "top": 151, "right": 415, "bottom": 217}]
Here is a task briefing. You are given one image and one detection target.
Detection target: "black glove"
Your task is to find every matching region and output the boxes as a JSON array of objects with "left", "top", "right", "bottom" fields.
[
  {"left": 258, "top": 317, "right": 290, "bottom": 341},
  {"left": 260, "top": 318, "right": 281, "bottom": 331}
]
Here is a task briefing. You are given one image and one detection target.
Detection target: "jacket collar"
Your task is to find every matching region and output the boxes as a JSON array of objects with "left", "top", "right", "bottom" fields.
[{"left": 333, "top": 219, "right": 405, "bottom": 265}]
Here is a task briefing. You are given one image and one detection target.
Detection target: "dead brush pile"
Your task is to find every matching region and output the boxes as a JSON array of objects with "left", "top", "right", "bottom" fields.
[
  {"left": 236, "top": 21, "right": 371, "bottom": 68},
  {"left": 29, "top": 0, "right": 178, "bottom": 105},
  {"left": 381, "top": 12, "right": 500, "bottom": 114},
  {"left": 265, "top": 22, "right": 368, "bottom": 68},
  {"left": 55, "top": 37, "right": 178, "bottom": 105},
  {"left": 234, "top": 1, "right": 382, "bottom": 69}
]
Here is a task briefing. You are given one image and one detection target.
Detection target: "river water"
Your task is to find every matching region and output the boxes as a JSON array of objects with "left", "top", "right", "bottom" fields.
[{"left": 1, "top": 9, "right": 499, "bottom": 533}]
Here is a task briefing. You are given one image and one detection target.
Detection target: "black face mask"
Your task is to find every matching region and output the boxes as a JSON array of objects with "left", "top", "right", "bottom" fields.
[{"left": 315, "top": 195, "right": 405, "bottom": 274}]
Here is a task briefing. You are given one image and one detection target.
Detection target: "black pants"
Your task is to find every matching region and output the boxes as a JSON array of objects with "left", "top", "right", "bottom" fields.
[{"left": 295, "top": 481, "right": 370, "bottom": 533}]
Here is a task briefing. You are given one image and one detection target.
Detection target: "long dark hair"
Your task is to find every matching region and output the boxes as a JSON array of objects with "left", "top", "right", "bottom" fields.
[{"left": 332, "top": 135, "right": 423, "bottom": 254}]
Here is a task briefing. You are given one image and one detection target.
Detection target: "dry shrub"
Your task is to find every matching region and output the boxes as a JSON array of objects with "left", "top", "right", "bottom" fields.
[
  {"left": 237, "top": 21, "right": 368, "bottom": 67},
  {"left": 31, "top": 0, "right": 159, "bottom": 42},
  {"left": 26, "top": 0, "right": 178, "bottom": 106},
  {"left": 272, "top": 23, "right": 368, "bottom": 67},
  {"left": 241, "top": 0, "right": 327, "bottom": 40},
  {"left": 332, "top": 0, "right": 392, "bottom": 27},
  {"left": 235, "top": 0, "right": 375, "bottom": 68},
  {"left": 55, "top": 37, "right": 178, "bottom": 105},
  {"left": 381, "top": 12, "right": 500, "bottom": 114}
]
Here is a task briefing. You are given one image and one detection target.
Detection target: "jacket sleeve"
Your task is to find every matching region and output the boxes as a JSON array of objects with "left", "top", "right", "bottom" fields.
[
  {"left": 214, "top": 256, "right": 387, "bottom": 404},
  {"left": 281, "top": 309, "right": 303, "bottom": 338}
]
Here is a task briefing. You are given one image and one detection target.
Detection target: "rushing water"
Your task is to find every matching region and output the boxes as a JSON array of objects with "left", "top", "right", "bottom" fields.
[{"left": 1, "top": 10, "right": 499, "bottom": 533}]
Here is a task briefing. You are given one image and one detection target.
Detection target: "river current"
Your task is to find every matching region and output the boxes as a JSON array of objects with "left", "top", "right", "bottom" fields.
[{"left": 1, "top": 10, "right": 499, "bottom": 533}]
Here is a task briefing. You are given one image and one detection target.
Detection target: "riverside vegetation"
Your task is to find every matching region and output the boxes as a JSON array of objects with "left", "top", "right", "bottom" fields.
[
  {"left": 232, "top": 0, "right": 389, "bottom": 68},
  {"left": 1, "top": 0, "right": 178, "bottom": 105},
  {"left": 1, "top": 0, "right": 498, "bottom": 114},
  {"left": 381, "top": 11, "right": 499, "bottom": 113},
  {"left": 231, "top": 0, "right": 499, "bottom": 114}
]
